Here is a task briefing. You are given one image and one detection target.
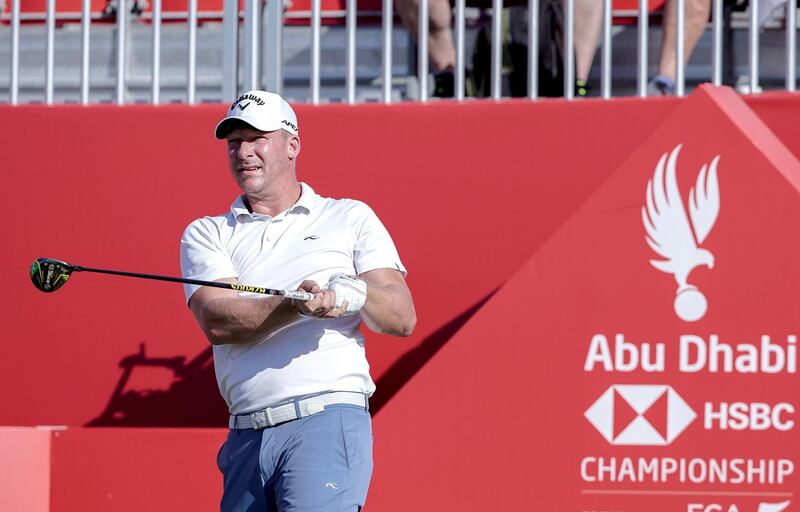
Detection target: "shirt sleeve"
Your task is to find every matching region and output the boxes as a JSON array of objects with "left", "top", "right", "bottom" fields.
[
  {"left": 180, "top": 217, "right": 238, "bottom": 303},
  {"left": 349, "top": 201, "right": 407, "bottom": 277}
]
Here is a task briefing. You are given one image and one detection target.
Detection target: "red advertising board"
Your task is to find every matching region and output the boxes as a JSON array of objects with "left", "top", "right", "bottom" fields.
[
  {"left": 0, "top": 97, "right": 681, "bottom": 428},
  {"left": 2, "top": 87, "right": 800, "bottom": 511},
  {"left": 369, "top": 85, "right": 800, "bottom": 511},
  {"left": 573, "top": 85, "right": 800, "bottom": 512}
]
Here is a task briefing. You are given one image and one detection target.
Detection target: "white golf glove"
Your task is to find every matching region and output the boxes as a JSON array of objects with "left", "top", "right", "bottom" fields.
[{"left": 327, "top": 273, "right": 367, "bottom": 315}]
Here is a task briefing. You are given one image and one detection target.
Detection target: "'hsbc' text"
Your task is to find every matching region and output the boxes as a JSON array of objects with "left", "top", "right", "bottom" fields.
[{"left": 704, "top": 402, "right": 795, "bottom": 431}]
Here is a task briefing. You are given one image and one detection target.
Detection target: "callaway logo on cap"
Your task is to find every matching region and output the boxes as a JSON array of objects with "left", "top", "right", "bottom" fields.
[{"left": 214, "top": 90, "right": 299, "bottom": 139}]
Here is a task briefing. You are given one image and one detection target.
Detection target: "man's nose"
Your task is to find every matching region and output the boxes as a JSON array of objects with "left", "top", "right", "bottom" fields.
[{"left": 237, "top": 141, "right": 255, "bottom": 158}]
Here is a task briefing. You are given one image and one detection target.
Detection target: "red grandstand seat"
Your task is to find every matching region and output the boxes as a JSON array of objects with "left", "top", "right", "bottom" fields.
[
  {"left": 283, "top": 0, "right": 385, "bottom": 26},
  {"left": 8, "top": 0, "right": 107, "bottom": 24},
  {"left": 151, "top": 0, "right": 236, "bottom": 22},
  {"left": 613, "top": 0, "right": 667, "bottom": 25},
  {"left": 288, "top": 0, "right": 382, "bottom": 13},
  {"left": 613, "top": 0, "right": 667, "bottom": 11}
]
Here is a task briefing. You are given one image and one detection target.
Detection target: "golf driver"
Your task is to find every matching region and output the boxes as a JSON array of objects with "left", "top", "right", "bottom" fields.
[{"left": 29, "top": 257, "right": 315, "bottom": 301}]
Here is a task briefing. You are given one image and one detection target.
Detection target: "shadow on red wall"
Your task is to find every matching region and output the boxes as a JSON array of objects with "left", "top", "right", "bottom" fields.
[
  {"left": 87, "top": 290, "right": 495, "bottom": 425},
  {"left": 87, "top": 344, "right": 225, "bottom": 427}
]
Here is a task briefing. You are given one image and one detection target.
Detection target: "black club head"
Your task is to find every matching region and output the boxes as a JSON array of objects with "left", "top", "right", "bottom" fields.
[{"left": 30, "top": 258, "right": 75, "bottom": 293}]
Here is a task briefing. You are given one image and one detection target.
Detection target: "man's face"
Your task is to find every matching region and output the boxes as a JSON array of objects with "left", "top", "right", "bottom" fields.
[{"left": 225, "top": 125, "right": 294, "bottom": 195}]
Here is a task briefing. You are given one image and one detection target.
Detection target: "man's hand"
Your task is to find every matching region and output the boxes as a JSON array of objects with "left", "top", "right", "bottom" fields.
[
  {"left": 326, "top": 273, "right": 368, "bottom": 315},
  {"left": 294, "top": 280, "right": 350, "bottom": 318}
]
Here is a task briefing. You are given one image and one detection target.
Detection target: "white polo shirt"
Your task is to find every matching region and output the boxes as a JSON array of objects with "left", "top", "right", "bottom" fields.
[{"left": 180, "top": 182, "right": 406, "bottom": 414}]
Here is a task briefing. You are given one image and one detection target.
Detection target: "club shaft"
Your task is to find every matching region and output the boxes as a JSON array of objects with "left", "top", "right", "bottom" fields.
[{"left": 74, "top": 266, "right": 313, "bottom": 301}]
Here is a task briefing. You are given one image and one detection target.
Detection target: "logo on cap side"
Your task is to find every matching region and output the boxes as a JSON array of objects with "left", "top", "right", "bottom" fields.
[{"left": 282, "top": 119, "right": 297, "bottom": 132}]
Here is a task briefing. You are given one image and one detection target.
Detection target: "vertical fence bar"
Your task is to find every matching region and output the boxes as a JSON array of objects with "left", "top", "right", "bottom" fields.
[
  {"left": 222, "top": 0, "right": 239, "bottom": 100},
  {"left": 748, "top": 0, "right": 758, "bottom": 93},
  {"left": 788, "top": 0, "right": 797, "bottom": 91},
  {"left": 564, "top": 0, "right": 574, "bottom": 99},
  {"left": 116, "top": 0, "right": 128, "bottom": 104},
  {"left": 346, "top": 0, "right": 356, "bottom": 103},
  {"left": 311, "top": 0, "right": 321, "bottom": 103},
  {"left": 81, "top": 0, "right": 91, "bottom": 104},
  {"left": 527, "top": 0, "right": 538, "bottom": 99},
  {"left": 264, "top": 0, "right": 283, "bottom": 94},
  {"left": 711, "top": 0, "right": 722, "bottom": 85},
  {"left": 601, "top": 0, "right": 611, "bottom": 99},
  {"left": 675, "top": 0, "right": 685, "bottom": 96},
  {"left": 455, "top": 0, "right": 465, "bottom": 100},
  {"left": 418, "top": 0, "right": 429, "bottom": 101},
  {"left": 490, "top": 0, "right": 502, "bottom": 99},
  {"left": 10, "top": 0, "right": 20, "bottom": 104},
  {"left": 244, "top": 0, "right": 254, "bottom": 90},
  {"left": 637, "top": 0, "right": 648, "bottom": 97},
  {"left": 45, "top": 0, "right": 55, "bottom": 104},
  {"left": 188, "top": 0, "right": 198, "bottom": 103},
  {"left": 382, "top": 0, "right": 393, "bottom": 102},
  {"left": 243, "top": 0, "right": 260, "bottom": 91},
  {"left": 152, "top": 0, "right": 162, "bottom": 103}
]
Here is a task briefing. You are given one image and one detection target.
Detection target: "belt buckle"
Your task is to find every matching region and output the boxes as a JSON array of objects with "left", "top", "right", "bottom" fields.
[{"left": 250, "top": 409, "right": 273, "bottom": 430}]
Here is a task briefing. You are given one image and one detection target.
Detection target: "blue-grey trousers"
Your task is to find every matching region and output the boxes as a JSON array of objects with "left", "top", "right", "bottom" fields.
[{"left": 218, "top": 405, "right": 373, "bottom": 512}]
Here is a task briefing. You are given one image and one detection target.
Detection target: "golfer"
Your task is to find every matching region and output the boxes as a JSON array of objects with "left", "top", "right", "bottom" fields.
[{"left": 180, "top": 90, "right": 416, "bottom": 512}]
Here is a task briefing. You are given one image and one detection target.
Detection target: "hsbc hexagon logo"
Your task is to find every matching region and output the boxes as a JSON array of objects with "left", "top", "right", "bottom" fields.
[{"left": 584, "top": 385, "right": 697, "bottom": 445}]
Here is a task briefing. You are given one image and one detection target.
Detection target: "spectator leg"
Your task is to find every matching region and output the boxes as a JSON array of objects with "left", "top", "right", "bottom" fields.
[
  {"left": 429, "top": 0, "right": 457, "bottom": 71},
  {"left": 657, "top": 0, "right": 713, "bottom": 79},
  {"left": 396, "top": 0, "right": 457, "bottom": 72},
  {"left": 571, "top": 0, "right": 603, "bottom": 82}
]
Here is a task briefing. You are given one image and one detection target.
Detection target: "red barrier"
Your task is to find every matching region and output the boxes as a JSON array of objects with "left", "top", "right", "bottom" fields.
[
  {"left": 2, "top": 96, "right": 682, "bottom": 428},
  {"left": 0, "top": 428, "right": 50, "bottom": 512},
  {"left": 0, "top": 427, "right": 225, "bottom": 512},
  {"left": 369, "top": 86, "right": 800, "bottom": 511},
  {"left": 2, "top": 89, "right": 800, "bottom": 510}
]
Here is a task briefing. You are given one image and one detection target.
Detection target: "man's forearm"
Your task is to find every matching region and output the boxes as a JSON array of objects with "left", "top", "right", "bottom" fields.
[
  {"left": 360, "top": 282, "right": 416, "bottom": 337},
  {"left": 200, "top": 296, "right": 300, "bottom": 345}
]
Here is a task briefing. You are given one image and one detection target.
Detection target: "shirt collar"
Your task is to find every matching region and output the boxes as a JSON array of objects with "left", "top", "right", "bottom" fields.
[{"left": 230, "top": 182, "right": 319, "bottom": 221}]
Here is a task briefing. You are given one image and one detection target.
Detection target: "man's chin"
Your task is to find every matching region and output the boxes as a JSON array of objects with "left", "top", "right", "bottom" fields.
[{"left": 237, "top": 178, "right": 266, "bottom": 194}]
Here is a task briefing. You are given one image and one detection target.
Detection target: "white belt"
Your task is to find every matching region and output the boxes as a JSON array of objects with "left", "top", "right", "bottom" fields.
[{"left": 229, "top": 391, "right": 369, "bottom": 430}]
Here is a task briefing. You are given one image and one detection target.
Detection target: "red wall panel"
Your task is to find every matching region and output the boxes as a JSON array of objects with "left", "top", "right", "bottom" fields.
[
  {"left": 1, "top": 88, "right": 799, "bottom": 511},
  {"left": 368, "top": 86, "right": 800, "bottom": 512},
  {"left": 0, "top": 427, "right": 226, "bottom": 512},
  {"left": 0, "top": 427, "right": 51, "bottom": 512},
  {"left": 1, "top": 92, "right": 797, "bottom": 429},
  {"left": 50, "top": 428, "right": 226, "bottom": 512},
  {"left": 3, "top": 97, "right": 679, "bottom": 428}
]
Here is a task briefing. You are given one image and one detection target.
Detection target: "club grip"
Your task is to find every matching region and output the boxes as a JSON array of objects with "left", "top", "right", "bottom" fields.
[{"left": 283, "top": 290, "right": 315, "bottom": 301}]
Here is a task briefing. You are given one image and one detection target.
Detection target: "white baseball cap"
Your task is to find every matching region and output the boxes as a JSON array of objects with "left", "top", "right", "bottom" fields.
[{"left": 214, "top": 90, "right": 299, "bottom": 139}]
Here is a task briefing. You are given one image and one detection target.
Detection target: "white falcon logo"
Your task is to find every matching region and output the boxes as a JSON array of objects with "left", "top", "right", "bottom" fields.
[{"left": 642, "top": 144, "right": 720, "bottom": 322}]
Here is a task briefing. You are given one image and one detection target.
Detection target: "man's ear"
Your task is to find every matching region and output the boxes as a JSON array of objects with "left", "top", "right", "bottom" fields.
[{"left": 287, "top": 135, "right": 301, "bottom": 160}]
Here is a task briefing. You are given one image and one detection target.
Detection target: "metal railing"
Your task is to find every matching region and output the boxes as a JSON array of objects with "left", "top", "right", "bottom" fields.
[{"left": 1, "top": 0, "right": 798, "bottom": 104}]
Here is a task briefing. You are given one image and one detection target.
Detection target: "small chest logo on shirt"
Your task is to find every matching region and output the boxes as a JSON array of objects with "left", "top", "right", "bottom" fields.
[
  {"left": 324, "top": 482, "right": 340, "bottom": 490},
  {"left": 304, "top": 235, "right": 320, "bottom": 241}
]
